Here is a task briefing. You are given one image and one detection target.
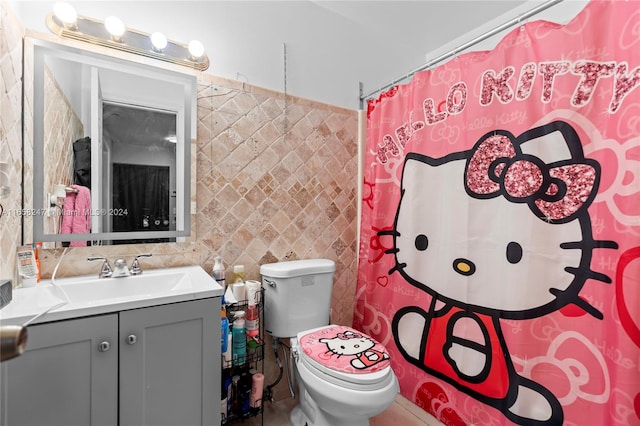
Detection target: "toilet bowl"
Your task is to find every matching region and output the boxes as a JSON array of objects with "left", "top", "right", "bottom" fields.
[
  {"left": 260, "top": 260, "right": 399, "bottom": 426},
  {"left": 289, "top": 325, "right": 399, "bottom": 426}
]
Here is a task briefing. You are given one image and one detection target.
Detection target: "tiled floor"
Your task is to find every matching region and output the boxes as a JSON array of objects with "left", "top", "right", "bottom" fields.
[{"left": 241, "top": 393, "right": 443, "bottom": 426}]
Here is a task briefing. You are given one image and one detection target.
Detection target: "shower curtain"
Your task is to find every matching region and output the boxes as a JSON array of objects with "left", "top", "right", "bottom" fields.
[{"left": 354, "top": 1, "right": 640, "bottom": 425}]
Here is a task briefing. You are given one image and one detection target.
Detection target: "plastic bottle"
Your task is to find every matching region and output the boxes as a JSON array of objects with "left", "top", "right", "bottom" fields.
[
  {"left": 246, "top": 304, "right": 259, "bottom": 338},
  {"left": 34, "top": 242, "right": 42, "bottom": 283},
  {"left": 224, "top": 373, "right": 233, "bottom": 418},
  {"left": 240, "top": 368, "right": 252, "bottom": 417},
  {"left": 233, "top": 265, "right": 245, "bottom": 283},
  {"left": 250, "top": 372, "right": 264, "bottom": 410},
  {"left": 220, "top": 374, "right": 228, "bottom": 424},
  {"left": 223, "top": 334, "right": 232, "bottom": 365},
  {"left": 232, "top": 310, "right": 247, "bottom": 366},
  {"left": 230, "top": 375, "right": 241, "bottom": 417},
  {"left": 213, "top": 256, "right": 226, "bottom": 290},
  {"left": 221, "top": 297, "right": 230, "bottom": 356}
]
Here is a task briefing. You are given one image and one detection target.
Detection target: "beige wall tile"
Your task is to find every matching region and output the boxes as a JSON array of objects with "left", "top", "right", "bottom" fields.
[{"left": 0, "top": 1, "right": 24, "bottom": 284}]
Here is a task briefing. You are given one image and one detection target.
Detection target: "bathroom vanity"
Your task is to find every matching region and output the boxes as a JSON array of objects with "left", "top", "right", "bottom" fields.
[{"left": 0, "top": 265, "right": 222, "bottom": 426}]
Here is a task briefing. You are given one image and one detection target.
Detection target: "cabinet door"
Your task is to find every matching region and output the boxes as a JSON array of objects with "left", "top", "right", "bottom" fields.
[
  {"left": 119, "top": 297, "right": 220, "bottom": 426},
  {"left": 0, "top": 314, "right": 118, "bottom": 426}
]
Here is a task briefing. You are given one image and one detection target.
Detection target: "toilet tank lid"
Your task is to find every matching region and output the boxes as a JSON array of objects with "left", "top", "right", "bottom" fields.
[{"left": 260, "top": 259, "right": 335, "bottom": 278}]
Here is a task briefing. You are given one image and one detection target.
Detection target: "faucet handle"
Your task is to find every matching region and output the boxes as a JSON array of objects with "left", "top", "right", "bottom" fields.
[
  {"left": 87, "top": 257, "right": 113, "bottom": 278},
  {"left": 130, "top": 253, "right": 152, "bottom": 275}
]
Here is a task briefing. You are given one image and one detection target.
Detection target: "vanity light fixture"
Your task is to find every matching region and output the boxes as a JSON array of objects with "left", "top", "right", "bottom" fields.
[{"left": 46, "top": 2, "right": 210, "bottom": 71}]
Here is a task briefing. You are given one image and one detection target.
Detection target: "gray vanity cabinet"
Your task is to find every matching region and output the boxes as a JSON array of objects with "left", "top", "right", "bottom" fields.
[
  {"left": 1, "top": 297, "right": 220, "bottom": 426},
  {"left": 119, "top": 298, "right": 219, "bottom": 426},
  {"left": 1, "top": 314, "right": 119, "bottom": 426}
]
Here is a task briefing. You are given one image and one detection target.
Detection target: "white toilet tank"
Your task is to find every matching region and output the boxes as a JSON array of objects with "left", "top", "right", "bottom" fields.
[{"left": 261, "top": 259, "right": 336, "bottom": 339}]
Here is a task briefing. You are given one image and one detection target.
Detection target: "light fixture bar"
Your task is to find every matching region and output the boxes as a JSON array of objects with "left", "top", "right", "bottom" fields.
[{"left": 46, "top": 13, "right": 209, "bottom": 71}]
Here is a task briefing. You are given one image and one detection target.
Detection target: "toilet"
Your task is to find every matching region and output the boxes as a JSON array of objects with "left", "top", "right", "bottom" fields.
[{"left": 261, "top": 259, "right": 399, "bottom": 426}]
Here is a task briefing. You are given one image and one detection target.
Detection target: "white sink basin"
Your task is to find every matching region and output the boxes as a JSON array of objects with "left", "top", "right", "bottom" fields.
[
  {"left": 0, "top": 265, "right": 223, "bottom": 326},
  {"left": 59, "top": 271, "right": 193, "bottom": 303}
]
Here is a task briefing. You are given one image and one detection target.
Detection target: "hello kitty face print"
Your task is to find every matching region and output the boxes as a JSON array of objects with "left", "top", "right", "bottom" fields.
[
  {"left": 391, "top": 121, "right": 615, "bottom": 317},
  {"left": 319, "top": 330, "right": 390, "bottom": 370},
  {"left": 387, "top": 121, "right": 618, "bottom": 425},
  {"left": 299, "top": 326, "right": 391, "bottom": 374}
]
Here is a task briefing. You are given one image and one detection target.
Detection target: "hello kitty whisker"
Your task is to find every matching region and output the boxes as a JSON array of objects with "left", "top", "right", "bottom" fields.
[
  {"left": 564, "top": 266, "right": 612, "bottom": 284},
  {"left": 549, "top": 288, "right": 603, "bottom": 319},
  {"left": 560, "top": 239, "right": 618, "bottom": 250},
  {"left": 377, "top": 229, "right": 399, "bottom": 237},
  {"left": 389, "top": 262, "right": 406, "bottom": 275},
  {"left": 594, "top": 240, "right": 619, "bottom": 249},
  {"left": 560, "top": 241, "right": 591, "bottom": 250}
]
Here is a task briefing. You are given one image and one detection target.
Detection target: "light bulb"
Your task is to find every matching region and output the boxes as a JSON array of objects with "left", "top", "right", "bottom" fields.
[
  {"left": 104, "top": 16, "right": 125, "bottom": 41},
  {"left": 188, "top": 40, "right": 204, "bottom": 60},
  {"left": 150, "top": 32, "right": 167, "bottom": 51},
  {"left": 53, "top": 2, "right": 77, "bottom": 29}
]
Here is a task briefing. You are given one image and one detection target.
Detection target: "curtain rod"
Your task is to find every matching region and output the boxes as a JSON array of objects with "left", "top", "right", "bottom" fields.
[{"left": 360, "top": 0, "right": 564, "bottom": 103}]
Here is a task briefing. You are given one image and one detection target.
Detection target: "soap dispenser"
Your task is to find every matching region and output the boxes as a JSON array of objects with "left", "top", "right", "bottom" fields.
[
  {"left": 212, "top": 256, "right": 226, "bottom": 290},
  {"left": 231, "top": 310, "right": 247, "bottom": 366},
  {"left": 233, "top": 265, "right": 245, "bottom": 284}
]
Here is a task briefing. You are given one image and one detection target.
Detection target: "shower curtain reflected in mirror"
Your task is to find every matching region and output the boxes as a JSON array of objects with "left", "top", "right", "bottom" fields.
[{"left": 112, "top": 164, "right": 171, "bottom": 245}]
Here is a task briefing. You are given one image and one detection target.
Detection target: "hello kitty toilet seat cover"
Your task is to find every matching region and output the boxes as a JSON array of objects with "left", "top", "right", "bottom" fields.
[{"left": 298, "top": 325, "right": 391, "bottom": 378}]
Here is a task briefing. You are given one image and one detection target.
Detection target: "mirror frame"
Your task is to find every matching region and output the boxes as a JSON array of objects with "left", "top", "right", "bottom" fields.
[{"left": 26, "top": 36, "right": 196, "bottom": 244}]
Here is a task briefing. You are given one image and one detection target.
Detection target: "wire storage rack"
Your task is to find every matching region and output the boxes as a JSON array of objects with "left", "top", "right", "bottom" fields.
[{"left": 222, "top": 289, "right": 265, "bottom": 425}]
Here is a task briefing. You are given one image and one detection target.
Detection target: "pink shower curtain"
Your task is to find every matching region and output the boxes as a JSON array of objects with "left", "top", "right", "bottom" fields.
[{"left": 354, "top": 1, "right": 640, "bottom": 425}]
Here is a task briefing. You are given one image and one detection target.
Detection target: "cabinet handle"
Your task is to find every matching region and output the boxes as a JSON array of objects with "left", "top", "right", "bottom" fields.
[
  {"left": 98, "top": 341, "right": 111, "bottom": 352},
  {"left": 127, "top": 334, "right": 137, "bottom": 345}
]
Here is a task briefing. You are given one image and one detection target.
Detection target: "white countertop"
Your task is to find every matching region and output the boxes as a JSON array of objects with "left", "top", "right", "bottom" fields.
[{"left": 0, "top": 265, "right": 223, "bottom": 326}]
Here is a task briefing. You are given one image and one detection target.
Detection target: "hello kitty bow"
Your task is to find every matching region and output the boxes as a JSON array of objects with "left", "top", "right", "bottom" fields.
[
  {"left": 336, "top": 331, "right": 362, "bottom": 340},
  {"left": 464, "top": 125, "right": 599, "bottom": 224}
]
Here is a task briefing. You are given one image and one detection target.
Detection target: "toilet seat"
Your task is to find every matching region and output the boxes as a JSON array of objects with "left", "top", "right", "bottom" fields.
[{"left": 296, "top": 325, "right": 393, "bottom": 391}]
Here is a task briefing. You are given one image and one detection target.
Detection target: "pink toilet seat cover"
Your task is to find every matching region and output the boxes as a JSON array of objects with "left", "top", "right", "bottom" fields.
[{"left": 299, "top": 325, "right": 391, "bottom": 375}]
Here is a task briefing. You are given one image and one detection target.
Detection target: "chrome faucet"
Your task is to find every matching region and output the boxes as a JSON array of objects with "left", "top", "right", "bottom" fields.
[
  {"left": 88, "top": 254, "right": 153, "bottom": 278},
  {"left": 87, "top": 257, "right": 113, "bottom": 278},
  {"left": 130, "top": 254, "right": 152, "bottom": 275},
  {"left": 112, "top": 259, "right": 130, "bottom": 278}
]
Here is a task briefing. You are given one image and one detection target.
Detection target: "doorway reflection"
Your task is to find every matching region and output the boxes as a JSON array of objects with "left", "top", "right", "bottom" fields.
[{"left": 102, "top": 103, "right": 177, "bottom": 244}]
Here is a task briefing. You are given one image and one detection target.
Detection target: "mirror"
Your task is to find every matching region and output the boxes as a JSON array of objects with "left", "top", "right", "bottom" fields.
[{"left": 26, "top": 37, "right": 196, "bottom": 245}]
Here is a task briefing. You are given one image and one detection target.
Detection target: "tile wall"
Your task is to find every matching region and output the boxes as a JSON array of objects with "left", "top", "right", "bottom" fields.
[{"left": 0, "top": 1, "right": 23, "bottom": 284}]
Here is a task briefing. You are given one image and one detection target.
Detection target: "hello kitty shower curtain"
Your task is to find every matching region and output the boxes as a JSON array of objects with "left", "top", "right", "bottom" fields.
[{"left": 354, "top": 1, "right": 640, "bottom": 425}]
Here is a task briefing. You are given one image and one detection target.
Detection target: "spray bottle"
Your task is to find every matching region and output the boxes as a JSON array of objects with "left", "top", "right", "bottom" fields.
[{"left": 246, "top": 303, "right": 259, "bottom": 339}]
